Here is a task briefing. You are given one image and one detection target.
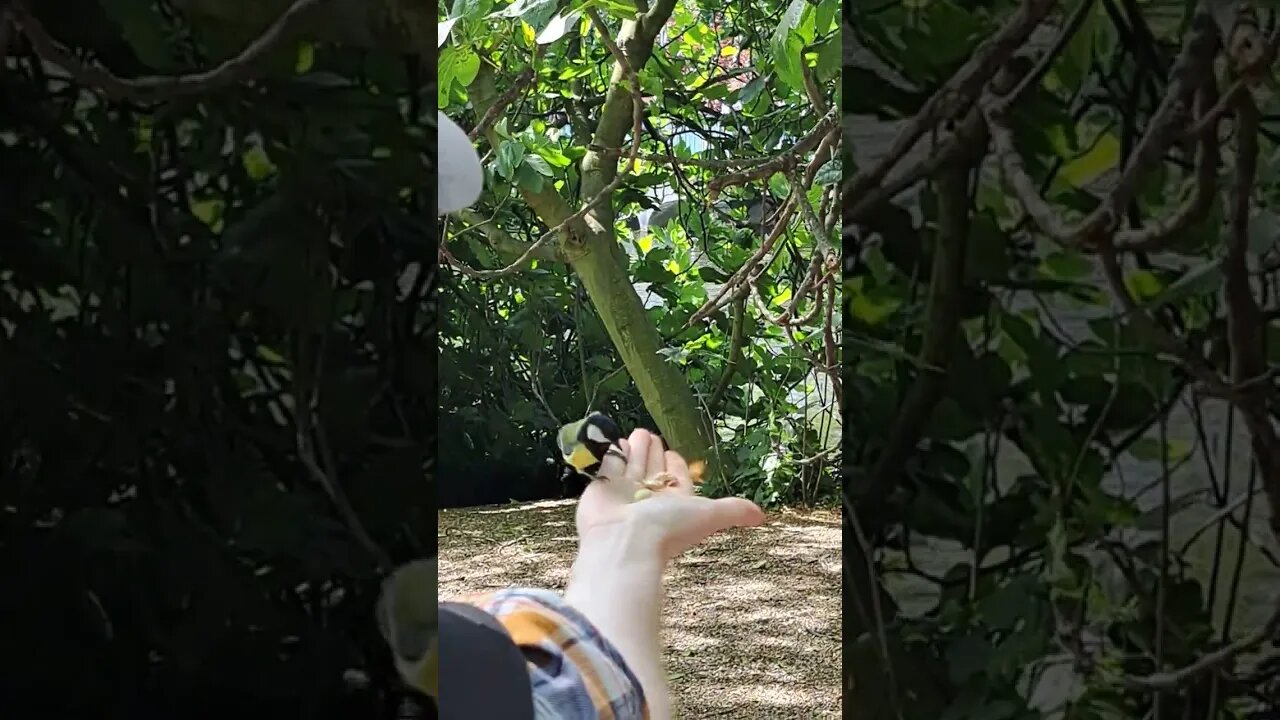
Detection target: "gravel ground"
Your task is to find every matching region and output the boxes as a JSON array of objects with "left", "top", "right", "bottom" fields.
[{"left": 438, "top": 499, "right": 841, "bottom": 719}]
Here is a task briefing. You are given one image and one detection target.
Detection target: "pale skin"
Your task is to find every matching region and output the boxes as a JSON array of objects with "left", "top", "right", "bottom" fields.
[{"left": 562, "top": 429, "right": 766, "bottom": 720}]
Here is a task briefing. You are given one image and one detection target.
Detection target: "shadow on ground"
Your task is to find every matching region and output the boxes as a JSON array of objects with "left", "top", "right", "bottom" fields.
[{"left": 439, "top": 500, "right": 841, "bottom": 719}]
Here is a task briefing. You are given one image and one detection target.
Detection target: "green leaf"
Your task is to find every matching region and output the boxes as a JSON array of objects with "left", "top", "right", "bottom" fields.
[
  {"left": 496, "top": 141, "right": 526, "bottom": 180},
  {"left": 739, "top": 76, "right": 766, "bottom": 105},
  {"left": 241, "top": 146, "right": 278, "bottom": 181},
  {"left": 812, "top": 158, "right": 841, "bottom": 186},
  {"left": 452, "top": 0, "right": 489, "bottom": 19},
  {"left": 1129, "top": 437, "right": 1193, "bottom": 463},
  {"left": 498, "top": 0, "right": 557, "bottom": 21},
  {"left": 516, "top": 162, "right": 546, "bottom": 191},
  {"left": 1060, "top": 133, "right": 1119, "bottom": 188},
  {"left": 1144, "top": 260, "right": 1223, "bottom": 310},
  {"left": 1123, "top": 270, "right": 1164, "bottom": 300},
  {"left": 534, "top": 146, "right": 572, "bottom": 168},
  {"left": 849, "top": 289, "right": 901, "bottom": 326},
  {"left": 524, "top": 154, "right": 554, "bottom": 177},
  {"left": 1041, "top": 251, "right": 1093, "bottom": 279},
  {"left": 773, "top": 35, "right": 806, "bottom": 93},
  {"left": 453, "top": 48, "right": 481, "bottom": 87},
  {"left": 771, "top": 0, "right": 808, "bottom": 55},
  {"left": 438, "top": 47, "right": 461, "bottom": 108},
  {"left": 590, "top": 0, "right": 641, "bottom": 18},
  {"left": 814, "top": 36, "right": 841, "bottom": 79},
  {"left": 815, "top": 0, "right": 837, "bottom": 34},
  {"left": 295, "top": 42, "right": 315, "bottom": 74},
  {"left": 945, "top": 633, "right": 991, "bottom": 683}
]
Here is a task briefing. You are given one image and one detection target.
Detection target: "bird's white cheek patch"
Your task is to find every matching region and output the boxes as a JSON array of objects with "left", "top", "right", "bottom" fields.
[{"left": 586, "top": 424, "right": 609, "bottom": 443}]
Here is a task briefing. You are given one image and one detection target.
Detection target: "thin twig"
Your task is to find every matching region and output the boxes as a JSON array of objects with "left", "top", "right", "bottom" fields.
[{"left": 469, "top": 65, "right": 537, "bottom": 141}]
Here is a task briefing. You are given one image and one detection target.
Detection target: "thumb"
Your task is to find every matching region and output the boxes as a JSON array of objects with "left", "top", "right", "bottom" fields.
[
  {"left": 664, "top": 496, "right": 765, "bottom": 557},
  {"left": 704, "top": 496, "right": 766, "bottom": 531}
]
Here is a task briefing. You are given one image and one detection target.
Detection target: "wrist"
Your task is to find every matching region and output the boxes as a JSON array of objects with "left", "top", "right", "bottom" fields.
[{"left": 564, "top": 519, "right": 671, "bottom": 719}]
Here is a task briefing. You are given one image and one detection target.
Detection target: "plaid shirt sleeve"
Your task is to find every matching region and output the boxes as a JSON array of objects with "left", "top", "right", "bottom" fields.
[{"left": 455, "top": 588, "right": 650, "bottom": 720}]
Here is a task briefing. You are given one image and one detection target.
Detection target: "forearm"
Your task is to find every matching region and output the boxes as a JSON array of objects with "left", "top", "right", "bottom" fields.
[{"left": 563, "top": 523, "right": 671, "bottom": 720}]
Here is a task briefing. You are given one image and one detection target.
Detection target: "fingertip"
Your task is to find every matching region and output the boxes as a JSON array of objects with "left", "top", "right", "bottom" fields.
[{"left": 722, "top": 497, "right": 766, "bottom": 526}]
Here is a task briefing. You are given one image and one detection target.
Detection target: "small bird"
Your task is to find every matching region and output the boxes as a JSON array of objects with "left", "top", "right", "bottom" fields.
[
  {"left": 375, "top": 558, "right": 438, "bottom": 699},
  {"left": 557, "top": 411, "right": 627, "bottom": 480}
]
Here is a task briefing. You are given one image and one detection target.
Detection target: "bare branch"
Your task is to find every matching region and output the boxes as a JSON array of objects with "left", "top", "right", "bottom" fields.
[
  {"left": 468, "top": 63, "right": 537, "bottom": 141},
  {"left": 1122, "top": 596, "right": 1280, "bottom": 691},
  {"left": 984, "top": 5, "right": 1219, "bottom": 248},
  {"left": 843, "top": 0, "right": 1061, "bottom": 211},
  {"left": 1114, "top": 75, "right": 1221, "bottom": 251},
  {"left": 706, "top": 108, "right": 838, "bottom": 200},
  {"left": 11, "top": 0, "right": 328, "bottom": 102},
  {"left": 1220, "top": 92, "right": 1280, "bottom": 540}
]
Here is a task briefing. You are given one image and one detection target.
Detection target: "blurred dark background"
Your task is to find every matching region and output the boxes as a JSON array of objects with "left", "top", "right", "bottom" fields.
[{"left": 0, "top": 1, "right": 434, "bottom": 716}]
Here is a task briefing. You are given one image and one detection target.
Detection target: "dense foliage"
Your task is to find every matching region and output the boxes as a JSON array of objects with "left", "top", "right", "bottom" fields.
[
  {"left": 438, "top": 0, "right": 842, "bottom": 507},
  {"left": 846, "top": 0, "right": 1280, "bottom": 717},
  {"left": 0, "top": 2, "right": 433, "bottom": 715}
]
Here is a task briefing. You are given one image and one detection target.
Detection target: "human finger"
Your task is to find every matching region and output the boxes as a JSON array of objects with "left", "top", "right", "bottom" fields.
[
  {"left": 656, "top": 450, "right": 693, "bottom": 494},
  {"left": 625, "top": 429, "right": 650, "bottom": 488},
  {"left": 651, "top": 494, "right": 766, "bottom": 558},
  {"left": 596, "top": 438, "right": 629, "bottom": 482},
  {"left": 646, "top": 432, "right": 666, "bottom": 480}
]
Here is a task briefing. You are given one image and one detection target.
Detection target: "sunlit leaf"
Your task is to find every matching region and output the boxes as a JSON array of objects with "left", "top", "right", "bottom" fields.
[{"left": 537, "top": 12, "right": 579, "bottom": 44}]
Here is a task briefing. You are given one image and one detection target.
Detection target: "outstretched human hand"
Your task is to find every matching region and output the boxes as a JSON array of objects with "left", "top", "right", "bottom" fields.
[
  {"left": 575, "top": 427, "right": 765, "bottom": 559},
  {"left": 564, "top": 428, "right": 765, "bottom": 720}
]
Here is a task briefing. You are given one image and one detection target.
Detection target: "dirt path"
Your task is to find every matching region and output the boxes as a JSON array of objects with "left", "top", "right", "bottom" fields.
[{"left": 438, "top": 499, "right": 841, "bottom": 719}]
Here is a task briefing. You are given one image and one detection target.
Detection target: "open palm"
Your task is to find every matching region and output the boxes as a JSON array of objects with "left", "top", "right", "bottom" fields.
[{"left": 575, "top": 429, "right": 764, "bottom": 560}]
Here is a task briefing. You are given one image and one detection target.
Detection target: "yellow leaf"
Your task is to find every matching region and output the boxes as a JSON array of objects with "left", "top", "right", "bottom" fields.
[
  {"left": 771, "top": 287, "right": 792, "bottom": 307},
  {"left": 1060, "top": 133, "right": 1119, "bottom": 188},
  {"left": 296, "top": 42, "right": 315, "bottom": 74},
  {"left": 720, "top": 45, "right": 737, "bottom": 56},
  {"left": 521, "top": 21, "right": 535, "bottom": 45},
  {"left": 636, "top": 235, "right": 653, "bottom": 254},
  {"left": 665, "top": 259, "right": 681, "bottom": 274}
]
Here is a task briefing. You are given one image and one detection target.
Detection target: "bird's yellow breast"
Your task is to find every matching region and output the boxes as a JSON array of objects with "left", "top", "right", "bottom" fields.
[{"left": 567, "top": 444, "right": 599, "bottom": 472}]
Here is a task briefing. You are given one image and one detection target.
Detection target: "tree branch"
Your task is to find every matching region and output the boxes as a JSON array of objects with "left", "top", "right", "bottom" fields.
[
  {"left": 857, "top": 137, "right": 976, "bottom": 517},
  {"left": 984, "top": 4, "right": 1220, "bottom": 249},
  {"left": 1221, "top": 92, "right": 1280, "bottom": 541},
  {"left": 11, "top": 0, "right": 328, "bottom": 102},
  {"left": 706, "top": 109, "right": 838, "bottom": 199},
  {"left": 843, "top": 0, "right": 1061, "bottom": 214}
]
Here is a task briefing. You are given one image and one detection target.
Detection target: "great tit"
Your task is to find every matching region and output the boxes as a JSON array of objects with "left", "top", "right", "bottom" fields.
[
  {"left": 375, "top": 557, "right": 438, "bottom": 698},
  {"left": 557, "top": 411, "right": 627, "bottom": 479}
]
